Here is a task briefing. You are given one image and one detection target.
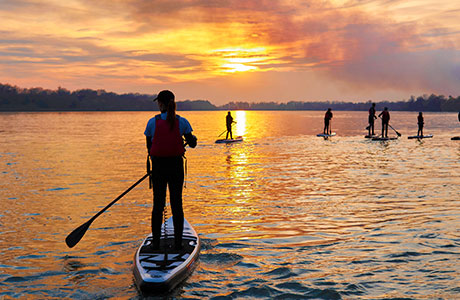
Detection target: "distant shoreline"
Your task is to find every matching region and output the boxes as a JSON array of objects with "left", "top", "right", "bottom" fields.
[{"left": 1, "top": 83, "right": 459, "bottom": 112}]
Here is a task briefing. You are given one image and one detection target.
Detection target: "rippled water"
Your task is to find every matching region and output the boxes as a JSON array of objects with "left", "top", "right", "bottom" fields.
[{"left": 0, "top": 111, "right": 459, "bottom": 299}]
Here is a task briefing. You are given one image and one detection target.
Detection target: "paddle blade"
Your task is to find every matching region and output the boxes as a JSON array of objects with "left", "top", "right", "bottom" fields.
[{"left": 65, "top": 220, "right": 92, "bottom": 248}]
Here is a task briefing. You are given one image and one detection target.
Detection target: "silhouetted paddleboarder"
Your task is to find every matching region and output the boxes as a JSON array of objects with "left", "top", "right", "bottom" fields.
[
  {"left": 226, "top": 111, "right": 235, "bottom": 140},
  {"left": 144, "top": 90, "right": 197, "bottom": 250},
  {"left": 417, "top": 112, "right": 424, "bottom": 137},
  {"left": 378, "top": 107, "right": 390, "bottom": 138},
  {"left": 324, "top": 108, "right": 333, "bottom": 135},
  {"left": 368, "top": 103, "right": 377, "bottom": 136}
]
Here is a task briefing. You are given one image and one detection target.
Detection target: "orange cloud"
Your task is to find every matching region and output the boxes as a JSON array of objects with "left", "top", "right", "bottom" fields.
[{"left": 0, "top": 0, "right": 459, "bottom": 102}]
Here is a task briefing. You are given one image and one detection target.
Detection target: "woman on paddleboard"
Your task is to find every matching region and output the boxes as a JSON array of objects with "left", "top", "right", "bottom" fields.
[{"left": 144, "top": 90, "right": 197, "bottom": 250}]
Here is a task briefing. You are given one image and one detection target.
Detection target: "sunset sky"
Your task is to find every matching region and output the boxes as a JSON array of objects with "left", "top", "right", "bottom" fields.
[{"left": 1, "top": 0, "right": 459, "bottom": 104}]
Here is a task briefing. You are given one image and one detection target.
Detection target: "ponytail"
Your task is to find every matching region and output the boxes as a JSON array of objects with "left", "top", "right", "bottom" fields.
[
  {"left": 166, "top": 100, "right": 176, "bottom": 130},
  {"left": 155, "top": 90, "right": 176, "bottom": 130}
]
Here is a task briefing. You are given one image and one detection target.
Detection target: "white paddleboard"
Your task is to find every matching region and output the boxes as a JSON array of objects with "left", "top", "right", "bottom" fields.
[
  {"left": 133, "top": 217, "right": 200, "bottom": 293},
  {"left": 408, "top": 135, "right": 433, "bottom": 139},
  {"left": 317, "top": 132, "right": 336, "bottom": 137},
  {"left": 215, "top": 136, "right": 243, "bottom": 144}
]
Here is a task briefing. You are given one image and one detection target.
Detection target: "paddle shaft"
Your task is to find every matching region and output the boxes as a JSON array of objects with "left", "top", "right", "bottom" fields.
[
  {"left": 217, "top": 129, "right": 227, "bottom": 137},
  {"left": 90, "top": 173, "right": 149, "bottom": 222},
  {"left": 65, "top": 173, "right": 149, "bottom": 248},
  {"left": 388, "top": 123, "right": 401, "bottom": 136},
  {"left": 217, "top": 122, "right": 236, "bottom": 137}
]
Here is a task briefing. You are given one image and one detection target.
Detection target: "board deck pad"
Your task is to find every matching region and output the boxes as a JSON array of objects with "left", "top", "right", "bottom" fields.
[
  {"left": 134, "top": 217, "right": 200, "bottom": 293},
  {"left": 215, "top": 136, "right": 243, "bottom": 144}
]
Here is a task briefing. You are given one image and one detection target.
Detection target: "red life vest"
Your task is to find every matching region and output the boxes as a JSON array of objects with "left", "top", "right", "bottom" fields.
[
  {"left": 382, "top": 111, "right": 390, "bottom": 122},
  {"left": 149, "top": 115, "right": 185, "bottom": 157}
]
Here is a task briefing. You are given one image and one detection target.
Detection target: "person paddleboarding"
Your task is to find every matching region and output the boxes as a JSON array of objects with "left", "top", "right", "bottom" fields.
[
  {"left": 378, "top": 107, "right": 390, "bottom": 138},
  {"left": 417, "top": 112, "right": 424, "bottom": 137},
  {"left": 226, "top": 111, "right": 236, "bottom": 140},
  {"left": 368, "top": 103, "right": 377, "bottom": 136},
  {"left": 144, "top": 90, "right": 197, "bottom": 250},
  {"left": 324, "top": 108, "right": 333, "bottom": 135}
]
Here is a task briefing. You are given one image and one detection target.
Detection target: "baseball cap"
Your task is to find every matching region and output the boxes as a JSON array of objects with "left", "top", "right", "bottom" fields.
[{"left": 153, "top": 90, "right": 175, "bottom": 103}]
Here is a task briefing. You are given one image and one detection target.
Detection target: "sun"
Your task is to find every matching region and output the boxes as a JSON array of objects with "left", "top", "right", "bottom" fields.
[
  {"left": 222, "top": 63, "right": 257, "bottom": 73},
  {"left": 212, "top": 47, "right": 268, "bottom": 73}
]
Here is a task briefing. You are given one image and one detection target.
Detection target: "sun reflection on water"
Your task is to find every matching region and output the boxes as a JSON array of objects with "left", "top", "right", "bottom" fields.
[{"left": 235, "top": 110, "right": 246, "bottom": 136}]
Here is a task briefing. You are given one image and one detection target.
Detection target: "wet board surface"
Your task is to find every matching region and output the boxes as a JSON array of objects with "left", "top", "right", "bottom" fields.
[
  {"left": 215, "top": 136, "right": 243, "bottom": 143},
  {"left": 372, "top": 137, "right": 398, "bottom": 141},
  {"left": 365, "top": 135, "right": 378, "bottom": 138},
  {"left": 133, "top": 217, "right": 200, "bottom": 293},
  {"left": 317, "top": 132, "right": 336, "bottom": 137},
  {"left": 408, "top": 135, "right": 433, "bottom": 139}
]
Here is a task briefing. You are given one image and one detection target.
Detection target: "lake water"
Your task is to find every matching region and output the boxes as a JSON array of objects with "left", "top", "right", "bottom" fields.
[{"left": 0, "top": 111, "right": 459, "bottom": 299}]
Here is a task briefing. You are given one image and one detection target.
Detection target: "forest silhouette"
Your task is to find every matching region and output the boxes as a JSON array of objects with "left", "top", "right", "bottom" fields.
[{"left": 1, "top": 83, "right": 459, "bottom": 112}]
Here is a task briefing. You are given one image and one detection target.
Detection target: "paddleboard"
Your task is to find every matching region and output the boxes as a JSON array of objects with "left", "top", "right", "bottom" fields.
[
  {"left": 372, "top": 137, "right": 398, "bottom": 141},
  {"left": 215, "top": 136, "right": 243, "bottom": 144},
  {"left": 365, "top": 134, "right": 378, "bottom": 138},
  {"left": 451, "top": 137, "right": 460, "bottom": 140},
  {"left": 133, "top": 217, "right": 200, "bottom": 293},
  {"left": 408, "top": 135, "right": 433, "bottom": 139},
  {"left": 317, "top": 132, "right": 336, "bottom": 137}
]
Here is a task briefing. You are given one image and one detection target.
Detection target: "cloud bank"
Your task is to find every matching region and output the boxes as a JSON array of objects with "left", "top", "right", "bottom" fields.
[{"left": 0, "top": 0, "right": 459, "bottom": 103}]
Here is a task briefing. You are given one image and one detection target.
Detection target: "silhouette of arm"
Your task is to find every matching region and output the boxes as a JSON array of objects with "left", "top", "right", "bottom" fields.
[{"left": 146, "top": 136, "right": 152, "bottom": 151}]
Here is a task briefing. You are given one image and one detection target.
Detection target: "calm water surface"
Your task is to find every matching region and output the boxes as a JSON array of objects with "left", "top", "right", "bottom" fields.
[{"left": 0, "top": 111, "right": 459, "bottom": 299}]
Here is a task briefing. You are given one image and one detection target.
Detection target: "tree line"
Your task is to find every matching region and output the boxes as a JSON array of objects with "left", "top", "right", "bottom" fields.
[{"left": 0, "top": 83, "right": 459, "bottom": 112}]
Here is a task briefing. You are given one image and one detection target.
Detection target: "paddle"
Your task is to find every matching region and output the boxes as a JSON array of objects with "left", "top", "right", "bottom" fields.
[
  {"left": 65, "top": 173, "right": 150, "bottom": 248},
  {"left": 217, "top": 129, "right": 227, "bottom": 137},
  {"left": 388, "top": 123, "right": 402, "bottom": 137}
]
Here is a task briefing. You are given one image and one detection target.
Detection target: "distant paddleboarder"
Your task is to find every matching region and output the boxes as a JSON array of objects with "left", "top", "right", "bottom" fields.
[
  {"left": 226, "top": 111, "right": 235, "bottom": 140},
  {"left": 324, "top": 108, "right": 333, "bottom": 135},
  {"left": 368, "top": 103, "right": 377, "bottom": 136},
  {"left": 144, "top": 90, "right": 197, "bottom": 250},
  {"left": 417, "top": 112, "right": 424, "bottom": 136},
  {"left": 378, "top": 107, "right": 390, "bottom": 138}
]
